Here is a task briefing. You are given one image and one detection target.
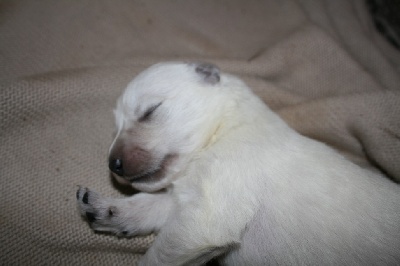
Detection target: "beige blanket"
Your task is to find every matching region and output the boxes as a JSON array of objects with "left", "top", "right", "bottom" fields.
[{"left": 1, "top": 0, "right": 399, "bottom": 264}]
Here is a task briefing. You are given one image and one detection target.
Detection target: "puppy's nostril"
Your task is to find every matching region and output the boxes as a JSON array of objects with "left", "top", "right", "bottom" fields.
[{"left": 109, "top": 158, "right": 124, "bottom": 176}]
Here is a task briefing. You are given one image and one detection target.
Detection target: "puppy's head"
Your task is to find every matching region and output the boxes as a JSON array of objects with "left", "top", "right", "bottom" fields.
[{"left": 109, "top": 62, "right": 224, "bottom": 192}]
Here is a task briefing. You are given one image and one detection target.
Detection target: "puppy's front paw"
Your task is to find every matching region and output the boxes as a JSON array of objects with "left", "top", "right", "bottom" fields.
[{"left": 76, "top": 187, "right": 132, "bottom": 236}]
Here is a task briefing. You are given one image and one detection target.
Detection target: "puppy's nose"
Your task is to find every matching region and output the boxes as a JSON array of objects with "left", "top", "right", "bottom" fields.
[{"left": 109, "top": 158, "right": 124, "bottom": 176}]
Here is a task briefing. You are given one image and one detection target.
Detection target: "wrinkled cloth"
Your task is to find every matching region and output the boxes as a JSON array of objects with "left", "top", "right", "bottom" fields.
[{"left": 1, "top": 0, "right": 399, "bottom": 264}]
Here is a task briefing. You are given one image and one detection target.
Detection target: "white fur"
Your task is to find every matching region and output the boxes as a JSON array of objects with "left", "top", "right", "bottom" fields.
[{"left": 77, "top": 62, "right": 400, "bottom": 265}]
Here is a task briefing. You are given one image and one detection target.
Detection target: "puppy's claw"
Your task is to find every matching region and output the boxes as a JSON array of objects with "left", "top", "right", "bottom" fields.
[
  {"left": 82, "top": 191, "right": 89, "bottom": 204},
  {"left": 86, "top": 212, "right": 96, "bottom": 223}
]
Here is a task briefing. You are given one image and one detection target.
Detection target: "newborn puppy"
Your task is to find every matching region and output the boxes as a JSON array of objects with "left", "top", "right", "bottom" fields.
[{"left": 77, "top": 62, "right": 400, "bottom": 265}]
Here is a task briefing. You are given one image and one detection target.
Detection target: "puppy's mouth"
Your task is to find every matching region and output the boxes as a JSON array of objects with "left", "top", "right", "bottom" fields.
[{"left": 127, "top": 154, "right": 176, "bottom": 184}]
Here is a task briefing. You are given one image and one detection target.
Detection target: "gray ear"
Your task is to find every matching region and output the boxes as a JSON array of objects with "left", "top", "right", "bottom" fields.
[{"left": 194, "top": 62, "right": 220, "bottom": 84}]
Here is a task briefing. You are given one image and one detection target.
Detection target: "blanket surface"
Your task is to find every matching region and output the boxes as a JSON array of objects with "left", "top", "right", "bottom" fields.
[{"left": 1, "top": 0, "right": 399, "bottom": 264}]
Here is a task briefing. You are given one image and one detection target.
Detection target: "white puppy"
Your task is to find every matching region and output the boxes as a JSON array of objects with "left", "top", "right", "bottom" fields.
[{"left": 77, "top": 62, "right": 400, "bottom": 265}]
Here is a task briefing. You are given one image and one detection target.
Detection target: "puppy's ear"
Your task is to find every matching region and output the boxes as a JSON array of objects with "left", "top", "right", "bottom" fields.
[{"left": 193, "top": 62, "right": 220, "bottom": 84}]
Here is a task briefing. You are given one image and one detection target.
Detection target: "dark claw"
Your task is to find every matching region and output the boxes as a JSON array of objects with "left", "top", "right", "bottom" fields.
[
  {"left": 83, "top": 191, "right": 89, "bottom": 204},
  {"left": 86, "top": 212, "right": 96, "bottom": 223},
  {"left": 76, "top": 189, "right": 80, "bottom": 200}
]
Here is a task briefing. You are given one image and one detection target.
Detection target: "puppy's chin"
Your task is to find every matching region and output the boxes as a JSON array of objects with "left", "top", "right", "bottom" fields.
[
  {"left": 113, "top": 174, "right": 132, "bottom": 186},
  {"left": 130, "top": 175, "right": 175, "bottom": 192}
]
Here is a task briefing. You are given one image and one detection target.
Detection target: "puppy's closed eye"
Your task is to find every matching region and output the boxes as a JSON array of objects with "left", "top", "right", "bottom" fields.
[{"left": 139, "top": 102, "right": 162, "bottom": 122}]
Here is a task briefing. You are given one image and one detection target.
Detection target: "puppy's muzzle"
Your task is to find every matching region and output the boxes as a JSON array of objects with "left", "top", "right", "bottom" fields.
[
  {"left": 108, "top": 138, "right": 155, "bottom": 179},
  {"left": 109, "top": 158, "right": 124, "bottom": 176}
]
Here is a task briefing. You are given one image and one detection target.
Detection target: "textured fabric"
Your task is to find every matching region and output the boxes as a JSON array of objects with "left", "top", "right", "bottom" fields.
[{"left": 1, "top": 0, "right": 399, "bottom": 265}]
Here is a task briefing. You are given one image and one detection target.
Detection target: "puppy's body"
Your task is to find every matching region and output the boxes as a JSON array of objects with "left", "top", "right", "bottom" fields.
[{"left": 77, "top": 62, "right": 400, "bottom": 265}]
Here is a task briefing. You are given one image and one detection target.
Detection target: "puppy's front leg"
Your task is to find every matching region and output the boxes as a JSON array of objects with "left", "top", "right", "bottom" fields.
[
  {"left": 139, "top": 220, "right": 234, "bottom": 266},
  {"left": 76, "top": 187, "right": 174, "bottom": 236}
]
